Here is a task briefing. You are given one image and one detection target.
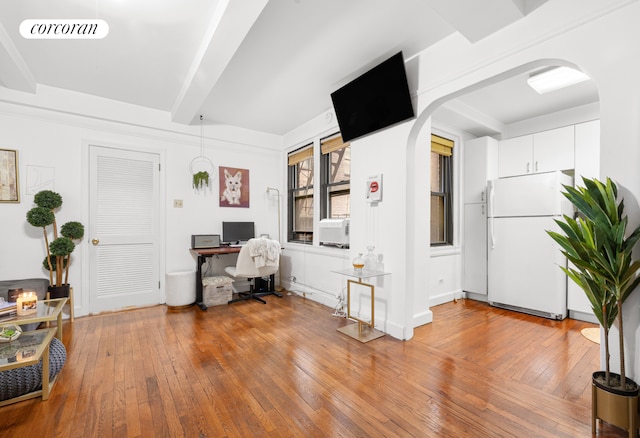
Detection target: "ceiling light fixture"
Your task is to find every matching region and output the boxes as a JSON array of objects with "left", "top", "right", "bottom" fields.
[{"left": 527, "top": 66, "right": 590, "bottom": 94}]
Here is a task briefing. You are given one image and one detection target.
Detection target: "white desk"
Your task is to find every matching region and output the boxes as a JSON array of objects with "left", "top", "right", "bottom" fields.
[{"left": 332, "top": 268, "right": 390, "bottom": 343}]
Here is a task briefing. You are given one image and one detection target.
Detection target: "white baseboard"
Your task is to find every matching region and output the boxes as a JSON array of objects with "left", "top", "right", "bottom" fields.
[
  {"left": 464, "top": 291, "right": 489, "bottom": 303},
  {"left": 413, "top": 309, "right": 433, "bottom": 328},
  {"left": 429, "top": 289, "right": 464, "bottom": 307},
  {"left": 569, "top": 309, "right": 598, "bottom": 324}
]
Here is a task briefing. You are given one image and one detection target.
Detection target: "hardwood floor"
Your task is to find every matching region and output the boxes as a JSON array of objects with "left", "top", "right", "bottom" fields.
[{"left": 0, "top": 296, "right": 630, "bottom": 437}]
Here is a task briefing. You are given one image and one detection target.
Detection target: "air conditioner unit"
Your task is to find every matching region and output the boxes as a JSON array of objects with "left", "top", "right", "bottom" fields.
[{"left": 319, "top": 218, "right": 350, "bottom": 248}]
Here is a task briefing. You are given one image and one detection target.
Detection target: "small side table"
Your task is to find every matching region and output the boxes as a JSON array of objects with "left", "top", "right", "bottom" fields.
[
  {"left": 332, "top": 268, "right": 390, "bottom": 343},
  {"left": 0, "top": 327, "right": 57, "bottom": 406},
  {"left": 0, "top": 298, "right": 67, "bottom": 340}
]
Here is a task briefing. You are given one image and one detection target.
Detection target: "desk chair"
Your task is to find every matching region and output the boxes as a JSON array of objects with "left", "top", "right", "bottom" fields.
[{"left": 225, "top": 238, "right": 282, "bottom": 304}]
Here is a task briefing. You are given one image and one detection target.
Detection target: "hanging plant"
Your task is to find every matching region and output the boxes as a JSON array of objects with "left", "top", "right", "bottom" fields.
[
  {"left": 192, "top": 171, "right": 210, "bottom": 189},
  {"left": 190, "top": 116, "right": 214, "bottom": 191}
]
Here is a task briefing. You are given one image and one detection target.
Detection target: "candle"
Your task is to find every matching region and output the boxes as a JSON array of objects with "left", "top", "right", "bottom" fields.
[{"left": 16, "top": 292, "right": 37, "bottom": 316}]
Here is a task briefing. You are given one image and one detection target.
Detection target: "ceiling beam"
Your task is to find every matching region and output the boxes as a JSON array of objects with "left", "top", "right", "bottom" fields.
[
  {"left": 171, "top": 0, "right": 269, "bottom": 125},
  {"left": 425, "top": 0, "right": 544, "bottom": 43},
  {"left": 440, "top": 99, "right": 506, "bottom": 135},
  {"left": 0, "top": 21, "right": 36, "bottom": 93}
]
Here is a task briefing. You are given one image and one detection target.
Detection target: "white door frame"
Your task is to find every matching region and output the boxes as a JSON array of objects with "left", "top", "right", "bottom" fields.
[{"left": 80, "top": 139, "right": 166, "bottom": 317}]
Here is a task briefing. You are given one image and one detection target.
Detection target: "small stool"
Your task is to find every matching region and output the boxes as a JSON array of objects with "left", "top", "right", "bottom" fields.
[{"left": 166, "top": 271, "right": 196, "bottom": 309}]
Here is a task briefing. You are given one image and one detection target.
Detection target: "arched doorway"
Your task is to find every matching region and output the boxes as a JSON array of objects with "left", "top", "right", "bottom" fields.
[{"left": 402, "top": 59, "right": 599, "bottom": 339}]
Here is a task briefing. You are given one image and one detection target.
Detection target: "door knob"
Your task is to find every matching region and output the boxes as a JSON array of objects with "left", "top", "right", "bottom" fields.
[{"left": 92, "top": 238, "right": 100, "bottom": 245}]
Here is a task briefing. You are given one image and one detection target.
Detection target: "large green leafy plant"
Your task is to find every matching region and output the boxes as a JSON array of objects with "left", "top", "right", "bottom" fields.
[
  {"left": 547, "top": 177, "right": 640, "bottom": 390},
  {"left": 26, "top": 190, "right": 85, "bottom": 287}
]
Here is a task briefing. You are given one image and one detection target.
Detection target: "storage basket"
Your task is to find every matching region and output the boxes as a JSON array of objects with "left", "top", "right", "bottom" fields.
[{"left": 203, "top": 276, "right": 234, "bottom": 306}]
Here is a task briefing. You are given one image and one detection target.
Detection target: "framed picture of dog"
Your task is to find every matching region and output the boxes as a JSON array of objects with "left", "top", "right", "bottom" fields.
[{"left": 219, "top": 166, "right": 250, "bottom": 208}]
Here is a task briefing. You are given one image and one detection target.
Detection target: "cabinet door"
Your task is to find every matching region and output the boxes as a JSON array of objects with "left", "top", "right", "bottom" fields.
[
  {"left": 464, "top": 137, "right": 498, "bottom": 203},
  {"left": 498, "top": 135, "right": 533, "bottom": 177},
  {"left": 574, "top": 120, "right": 600, "bottom": 186},
  {"left": 533, "top": 125, "right": 575, "bottom": 173},
  {"left": 463, "top": 203, "right": 487, "bottom": 295},
  {"left": 567, "top": 262, "right": 595, "bottom": 317}
]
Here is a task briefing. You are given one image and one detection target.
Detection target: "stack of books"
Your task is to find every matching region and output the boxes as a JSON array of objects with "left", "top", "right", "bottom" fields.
[{"left": 0, "top": 301, "right": 17, "bottom": 321}]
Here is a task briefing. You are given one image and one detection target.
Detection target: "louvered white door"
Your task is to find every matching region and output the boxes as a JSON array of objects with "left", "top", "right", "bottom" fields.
[{"left": 89, "top": 146, "right": 160, "bottom": 313}]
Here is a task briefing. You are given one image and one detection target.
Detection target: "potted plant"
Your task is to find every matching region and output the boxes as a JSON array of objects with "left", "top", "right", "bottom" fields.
[
  {"left": 26, "top": 190, "right": 85, "bottom": 298},
  {"left": 547, "top": 177, "right": 640, "bottom": 434}
]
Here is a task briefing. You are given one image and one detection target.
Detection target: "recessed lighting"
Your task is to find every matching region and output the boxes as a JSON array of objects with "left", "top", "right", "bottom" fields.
[{"left": 527, "top": 66, "right": 590, "bottom": 94}]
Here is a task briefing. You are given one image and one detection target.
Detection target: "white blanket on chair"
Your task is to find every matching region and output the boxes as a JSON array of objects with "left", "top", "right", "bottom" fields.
[{"left": 248, "top": 238, "right": 281, "bottom": 268}]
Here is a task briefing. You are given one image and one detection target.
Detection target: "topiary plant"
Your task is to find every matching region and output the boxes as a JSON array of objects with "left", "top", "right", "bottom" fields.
[{"left": 26, "top": 190, "right": 85, "bottom": 287}]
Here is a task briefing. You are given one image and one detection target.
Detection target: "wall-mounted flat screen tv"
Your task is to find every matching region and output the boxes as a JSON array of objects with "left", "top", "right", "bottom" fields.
[{"left": 330, "top": 51, "right": 414, "bottom": 143}]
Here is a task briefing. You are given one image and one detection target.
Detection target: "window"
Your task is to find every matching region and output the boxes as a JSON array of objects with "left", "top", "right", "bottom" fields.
[
  {"left": 288, "top": 144, "right": 314, "bottom": 243},
  {"left": 431, "top": 134, "right": 454, "bottom": 245},
  {"left": 320, "top": 134, "right": 350, "bottom": 219}
]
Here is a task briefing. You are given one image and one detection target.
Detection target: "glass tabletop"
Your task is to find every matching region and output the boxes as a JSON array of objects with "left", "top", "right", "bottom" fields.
[
  {"left": 331, "top": 268, "right": 390, "bottom": 280},
  {"left": 0, "top": 328, "right": 56, "bottom": 368},
  {"left": 0, "top": 298, "right": 67, "bottom": 326}
]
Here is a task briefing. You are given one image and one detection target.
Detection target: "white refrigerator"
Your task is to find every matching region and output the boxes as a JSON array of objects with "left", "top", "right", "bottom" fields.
[{"left": 487, "top": 171, "right": 574, "bottom": 319}]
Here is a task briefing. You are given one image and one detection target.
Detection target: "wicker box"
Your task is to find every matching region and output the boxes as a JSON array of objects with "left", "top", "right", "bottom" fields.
[{"left": 202, "top": 276, "right": 234, "bottom": 306}]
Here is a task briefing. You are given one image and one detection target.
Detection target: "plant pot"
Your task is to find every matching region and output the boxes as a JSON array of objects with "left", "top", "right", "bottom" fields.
[
  {"left": 592, "top": 371, "right": 639, "bottom": 437},
  {"left": 48, "top": 284, "right": 70, "bottom": 299}
]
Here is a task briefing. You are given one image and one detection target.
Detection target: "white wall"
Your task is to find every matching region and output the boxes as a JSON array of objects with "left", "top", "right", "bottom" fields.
[{"left": 0, "top": 94, "right": 282, "bottom": 316}]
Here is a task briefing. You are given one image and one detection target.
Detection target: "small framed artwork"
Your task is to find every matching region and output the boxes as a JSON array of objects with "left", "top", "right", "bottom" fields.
[
  {"left": 26, "top": 165, "right": 55, "bottom": 194},
  {"left": 0, "top": 149, "right": 19, "bottom": 203},
  {"left": 366, "top": 174, "right": 382, "bottom": 203},
  {"left": 219, "top": 166, "right": 250, "bottom": 208}
]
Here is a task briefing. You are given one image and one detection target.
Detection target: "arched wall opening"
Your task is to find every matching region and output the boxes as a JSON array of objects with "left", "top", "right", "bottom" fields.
[{"left": 402, "top": 58, "right": 599, "bottom": 340}]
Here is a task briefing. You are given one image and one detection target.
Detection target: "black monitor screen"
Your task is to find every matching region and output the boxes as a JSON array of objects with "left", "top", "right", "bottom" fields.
[{"left": 222, "top": 221, "right": 255, "bottom": 244}]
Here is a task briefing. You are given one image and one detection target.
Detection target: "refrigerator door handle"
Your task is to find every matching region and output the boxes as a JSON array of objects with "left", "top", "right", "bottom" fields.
[
  {"left": 489, "top": 217, "right": 495, "bottom": 249},
  {"left": 488, "top": 182, "right": 495, "bottom": 249},
  {"left": 488, "top": 181, "right": 494, "bottom": 218}
]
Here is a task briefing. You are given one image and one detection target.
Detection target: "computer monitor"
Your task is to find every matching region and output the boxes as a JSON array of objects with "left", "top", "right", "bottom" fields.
[{"left": 222, "top": 221, "right": 255, "bottom": 245}]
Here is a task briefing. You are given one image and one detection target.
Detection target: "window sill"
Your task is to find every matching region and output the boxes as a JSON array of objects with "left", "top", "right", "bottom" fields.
[
  {"left": 283, "top": 242, "right": 351, "bottom": 259},
  {"left": 430, "top": 245, "right": 461, "bottom": 258}
]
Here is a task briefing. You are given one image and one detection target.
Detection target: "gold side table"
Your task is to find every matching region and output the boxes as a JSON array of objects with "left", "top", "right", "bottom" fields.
[
  {"left": 0, "top": 298, "right": 67, "bottom": 340},
  {"left": 0, "top": 327, "right": 58, "bottom": 406},
  {"left": 332, "top": 268, "right": 390, "bottom": 343}
]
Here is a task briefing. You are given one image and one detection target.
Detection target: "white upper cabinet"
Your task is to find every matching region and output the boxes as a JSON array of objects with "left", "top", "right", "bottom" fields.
[
  {"left": 573, "top": 119, "right": 600, "bottom": 186},
  {"left": 463, "top": 136, "right": 499, "bottom": 204},
  {"left": 498, "top": 135, "right": 533, "bottom": 178},
  {"left": 533, "top": 125, "right": 575, "bottom": 173},
  {"left": 498, "top": 125, "right": 575, "bottom": 177}
]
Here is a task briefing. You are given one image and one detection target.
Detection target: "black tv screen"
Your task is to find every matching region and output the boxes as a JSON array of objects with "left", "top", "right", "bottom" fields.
[{"left": 330, "top": 52, "right": 414, "bottom": 142}]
